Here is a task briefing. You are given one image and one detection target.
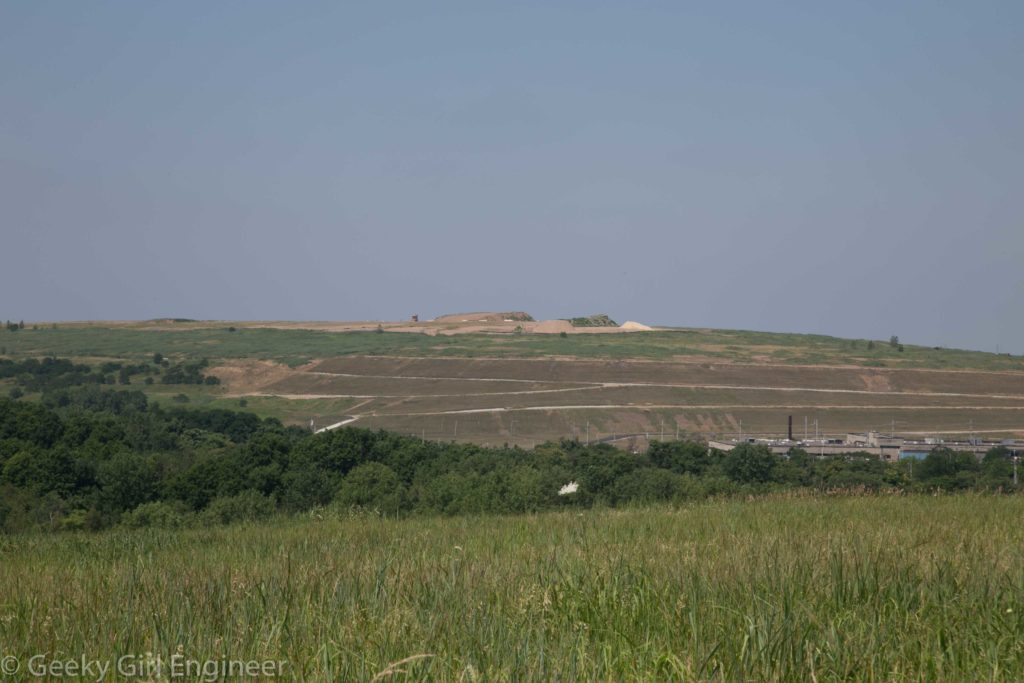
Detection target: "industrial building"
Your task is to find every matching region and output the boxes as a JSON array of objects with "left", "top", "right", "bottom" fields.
[{"left": 708, "top": 417, "right": 1023, "bottom": 462}]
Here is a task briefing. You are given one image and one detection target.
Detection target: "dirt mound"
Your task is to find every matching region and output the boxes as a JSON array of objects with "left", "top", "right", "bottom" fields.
[
  {"left": 207, "top": 359, "right": 300, "bottom": 395},
  {"left": 434, "top": 311, "right": 534, "bottom": 323},
  {"left": 532, "top": 319, "right": 575, "bottom": 334},
  {"left": 620, "top": 321, "right": 653, "bottom": 331}
]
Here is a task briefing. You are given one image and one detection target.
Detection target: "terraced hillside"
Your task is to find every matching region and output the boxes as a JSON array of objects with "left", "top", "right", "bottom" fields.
[
  {"left": 2, "top": 323, "right": 1023, "bottom": 446},
  {"left": 239, "top": 356, "right": 1024, "bottom": 446}
]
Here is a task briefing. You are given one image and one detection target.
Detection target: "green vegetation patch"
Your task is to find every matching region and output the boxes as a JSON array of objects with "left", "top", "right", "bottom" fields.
[
  {"left": 0, "top": 496, "right": 1022, "bottom": 680},
  {"left": 2, "top": 324, "right": 1023, "bottom": 370},
  {"left": 565, "top": 313, "right": 619, "bottom": 327}
]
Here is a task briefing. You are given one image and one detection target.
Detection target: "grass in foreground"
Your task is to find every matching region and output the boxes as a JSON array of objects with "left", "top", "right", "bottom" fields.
[{"left": 1, "top": 495, "right": 1022, "bottom": 681}]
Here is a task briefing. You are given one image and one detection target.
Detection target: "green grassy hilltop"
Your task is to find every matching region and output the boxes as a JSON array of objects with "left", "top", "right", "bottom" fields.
[{"left": 2, "top": 323, "right": 1022, "bottom": 369}]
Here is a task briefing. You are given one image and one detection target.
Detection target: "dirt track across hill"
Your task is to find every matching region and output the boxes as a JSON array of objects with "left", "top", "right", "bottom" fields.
[{"left": 207, "top": 355, "right": 1024, "bottom": 443}]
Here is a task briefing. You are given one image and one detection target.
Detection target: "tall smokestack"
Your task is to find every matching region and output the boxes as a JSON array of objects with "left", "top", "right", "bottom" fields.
[{"left": 788, "top": 415, "right": 793, "bottom": 441}]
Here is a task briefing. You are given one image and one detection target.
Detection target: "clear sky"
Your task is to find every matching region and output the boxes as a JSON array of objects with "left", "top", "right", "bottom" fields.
[{"left": 2, "top": 2, "right": 1022, "bottom": 352}]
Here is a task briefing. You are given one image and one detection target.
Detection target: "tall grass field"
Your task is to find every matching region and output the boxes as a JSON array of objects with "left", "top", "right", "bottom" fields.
[{"left": 1, "top": 494, "right": 1022, "bottom": 681}]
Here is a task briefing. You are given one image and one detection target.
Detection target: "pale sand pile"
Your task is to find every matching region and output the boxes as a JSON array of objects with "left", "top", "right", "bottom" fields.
[{"left": 620, "top": 321, "right": 653, "bottom": 331}]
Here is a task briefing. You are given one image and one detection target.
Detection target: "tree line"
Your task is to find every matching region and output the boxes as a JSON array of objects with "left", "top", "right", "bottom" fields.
[
  {"left": 0, "top": 376, "right": 1019, "bottom": 532},
  {"left": 1, "top": 355, "right": 219, "bottom": 399}
]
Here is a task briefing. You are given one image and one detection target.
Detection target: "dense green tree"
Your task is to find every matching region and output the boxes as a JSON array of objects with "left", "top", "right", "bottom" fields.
[
  {"left": 648, "top": 440, "right": 713, "bottom": 475},
  {"left": 817, "top": 454, "right": 888, "bottom": 490},
  {"left": 723, "top": 443, "right": 778, "bottom": 484},
  {"left": 336, "top": 462, "right": 406, "bottom": 514},
  {"left": 97, "top": 453, "right": 160, "bottom": 512},
  {"left": 915, "top": 447, "right": 978, "bottom": 490},
  {"left": 612, "top": 468, "right": 685, "bottom": 503},
  {"left": 0, "top": 398, "right": 63, "bottom": 446},
  {"left": 570, "top": 444, "right": 641, "bottom": 500},
  {"left": 979, "top": 446, "right": 1015, "bottom": 489},
  {"left": 419, "top": 471, "right": 484, "bottom": 515},
  {"left": 1, "top": 445, "right": 85, "bottom": 497},
  {"left": 279, "top": 466, "right": 337, "bottom": 511},
  {"left": 495, "top": 466, "right": 551, "bottom": 513}
]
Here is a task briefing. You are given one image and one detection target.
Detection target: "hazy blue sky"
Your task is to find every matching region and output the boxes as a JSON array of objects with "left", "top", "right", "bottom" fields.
[{"left": 2, "top": 2, "right": 1021, "bottom": 352}]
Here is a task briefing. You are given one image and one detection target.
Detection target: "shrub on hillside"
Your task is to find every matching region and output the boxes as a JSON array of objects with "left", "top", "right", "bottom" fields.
[
  {"left": 611, "top": 468, "right": 687, "bottom": 504},
  {"left": 122, "top": 501, "right": 193, "bottom": 529},
  {"left": 199, "top": 490, "right": 276, "bottom": 525}
]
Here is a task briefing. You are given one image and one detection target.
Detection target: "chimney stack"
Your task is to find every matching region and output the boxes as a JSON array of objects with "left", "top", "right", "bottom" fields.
[{"left": 788, "top": 415, "right": 793, "bottom": 441}]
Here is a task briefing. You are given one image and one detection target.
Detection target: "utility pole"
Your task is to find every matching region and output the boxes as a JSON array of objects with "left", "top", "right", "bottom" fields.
[
  {"left": 454, "top": 420, "right": 458, "bottom": 439},
  {"left": 804, "top": 416, "right": 808, "bottom": 441},
  {"left": 586, "top": 420, "right": 590, "bottom": 445},
  {"left": 660, "top": 417, "right": 664, "bottom": 441},
  {"left": 1013, "top": 456, "right": 1019, "bottom": 487}
]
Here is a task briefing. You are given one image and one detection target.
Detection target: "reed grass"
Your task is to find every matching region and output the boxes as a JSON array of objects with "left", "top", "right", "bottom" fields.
[{"left": 1, "top": 494, "right": 1022, "bottom": 681}]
